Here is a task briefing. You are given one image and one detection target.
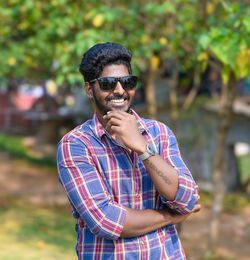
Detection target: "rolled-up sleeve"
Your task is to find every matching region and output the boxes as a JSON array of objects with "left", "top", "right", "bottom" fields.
[
  {"left": 57, "top": 135, "right": 127, "bottom": 240},
  {"left": 160, "top": 125, "right": 199, "bottom": 214}
]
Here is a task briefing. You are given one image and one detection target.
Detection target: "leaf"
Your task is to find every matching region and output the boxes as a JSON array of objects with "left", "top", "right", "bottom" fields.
[
  {"left": 235, "top": 45, "right": 250, "bottom": 78},
  {"left": 159, "top": 37, "right": 168, "bottom": 46},
  {"left": 197, "top": 52, "right": 208, "bottom": 62},
  {"left": 221, "top": 65, "right": 231, "bottom": 85},
  {"left": 198, "top": 34, "right": 210, "bottom": 49},
  {"left": 206, "top": 3, "right": 215, "bottom": 15},
  {"left": 92, "top": 14, "right": 104, "bottom": 28},
  {"left": 150, "top": 55, "right": 160, "bottom": 71},
  {"left": 7, "top": 57, "right": 17, "bottom": 66},
  {"left": 243, "top": 17, "right": 250, "bottom": 32},
  {"left": 209, "top": 30, "right": 240, "bottom": 68}
]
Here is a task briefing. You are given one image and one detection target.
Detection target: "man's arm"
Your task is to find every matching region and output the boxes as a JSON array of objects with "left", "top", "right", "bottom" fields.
[
  {"left": 142, "top": 154, "right": 178, "bottom": 201},
  {"left": 120, "top": 204, "right": 200, "bottom": 238},
  {"left": 104, "top": 111, "right": 199, "bottom": 213},
  {"left": 104, "top": 111, "right": 180, "bottom": 201}
]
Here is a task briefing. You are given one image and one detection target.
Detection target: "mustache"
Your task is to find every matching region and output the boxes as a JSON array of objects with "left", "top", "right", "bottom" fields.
[{"left": 106, "top": 94, "right": 128, "bottom": 101}]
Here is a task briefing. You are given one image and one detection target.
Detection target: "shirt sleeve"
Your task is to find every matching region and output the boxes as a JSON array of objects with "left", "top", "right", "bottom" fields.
[
  {"left": 57, "top": 134, "right": 127, "bottom": 240},
  {"left": 159, "top": 124, "right": 199, "bottom": 214}
]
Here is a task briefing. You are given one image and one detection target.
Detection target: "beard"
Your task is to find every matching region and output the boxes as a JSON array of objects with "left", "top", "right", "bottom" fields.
[{"left": 92, "top": 88, "right": 132, "bottom": 115}]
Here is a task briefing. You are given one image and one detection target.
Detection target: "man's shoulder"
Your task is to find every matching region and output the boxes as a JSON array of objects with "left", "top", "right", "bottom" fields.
[
  {"left": 142, "top": 117, "right": 169, "bottom": 132},
  {"left": 60, "top": 118, "right": 94, "bottom": 143}
]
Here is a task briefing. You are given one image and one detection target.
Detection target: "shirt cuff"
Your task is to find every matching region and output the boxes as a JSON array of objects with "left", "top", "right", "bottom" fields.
[{"left": 161, "top": 170, "right": 198, "bottom": 214}]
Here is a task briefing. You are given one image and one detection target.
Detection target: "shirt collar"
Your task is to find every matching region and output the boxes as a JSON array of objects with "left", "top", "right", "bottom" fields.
[
  {"left": 90, "top": 109, "right": 148, "bottom": 139},
  {"left": 91, "top": 113, "right": 106, "bottom": 138}
]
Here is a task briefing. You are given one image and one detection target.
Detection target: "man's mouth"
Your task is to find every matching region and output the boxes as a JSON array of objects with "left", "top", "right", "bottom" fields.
[
  {"left": 109, "top": 98, "right": 126, "bottom": 104},
  {"left": 107, "top": 95, "right": 128, "bottom": 105}
]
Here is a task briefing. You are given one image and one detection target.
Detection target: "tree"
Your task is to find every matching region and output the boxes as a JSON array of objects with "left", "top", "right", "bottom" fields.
[
  {"left": 197, "top": 0, "right": 250, "bottom": 255},
  {"left": 0, "top": 1, "right": 204, "bottom": 119}
]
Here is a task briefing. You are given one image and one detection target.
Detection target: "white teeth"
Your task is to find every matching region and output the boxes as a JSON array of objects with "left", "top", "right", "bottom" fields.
[{"left": 110, "top": 99, "right": 125, "bottom": 103}]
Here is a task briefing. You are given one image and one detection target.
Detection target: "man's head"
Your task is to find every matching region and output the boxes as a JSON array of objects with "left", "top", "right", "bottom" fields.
[
  {"left": 79, "top": 42, "right": 132, "bottom": 83},
  {"left": 79, "top": 42, "right": 137, "bottom": 118}
]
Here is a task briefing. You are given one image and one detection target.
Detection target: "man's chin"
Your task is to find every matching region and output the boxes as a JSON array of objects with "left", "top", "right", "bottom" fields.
[{"left": 109, "top": 106, "right": 131, "bottom": 113}]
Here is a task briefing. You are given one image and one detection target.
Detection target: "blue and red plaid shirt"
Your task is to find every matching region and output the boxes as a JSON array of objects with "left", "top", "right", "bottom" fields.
[{"left": 57, "top": 109, "right": 198, "bottom": 260}]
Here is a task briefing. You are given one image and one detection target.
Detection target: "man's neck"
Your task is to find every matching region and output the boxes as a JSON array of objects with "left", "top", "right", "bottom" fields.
[{"left": 96, "top": 112, "right": 107, "bottom": 128}]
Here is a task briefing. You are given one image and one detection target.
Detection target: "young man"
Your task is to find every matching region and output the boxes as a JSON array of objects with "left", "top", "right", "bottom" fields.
[{"left": 57, "top": 42, "right": 200, "bottom": 259}]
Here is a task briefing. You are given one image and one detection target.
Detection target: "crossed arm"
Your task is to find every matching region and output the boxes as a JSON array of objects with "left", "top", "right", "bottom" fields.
[{"left": 120, "top": 204, "right": 200, "bottom": 237}]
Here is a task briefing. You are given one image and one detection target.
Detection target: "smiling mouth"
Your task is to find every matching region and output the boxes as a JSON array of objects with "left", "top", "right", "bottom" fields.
[
  {"left": 107, "top": 94, "right": 129, "bottom": 104},
  {"left": 109, "top": 98, "right": 127, "bottom": 104}
]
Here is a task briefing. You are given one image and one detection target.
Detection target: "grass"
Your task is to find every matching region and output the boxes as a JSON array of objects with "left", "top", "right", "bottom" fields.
[
  {"left": 0, "top": 133, "right": 75, "bottom": 259},
  {"left": 0, "top": 200, "right": 75, "bottom": 260},
  {"left": 0, "top": 133, "right": 56, "bottom": 167}
]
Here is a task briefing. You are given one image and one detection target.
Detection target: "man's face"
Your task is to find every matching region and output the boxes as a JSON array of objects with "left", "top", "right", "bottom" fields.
[{"left": 89, "top": 64, "right": 136, "bottom": 117}]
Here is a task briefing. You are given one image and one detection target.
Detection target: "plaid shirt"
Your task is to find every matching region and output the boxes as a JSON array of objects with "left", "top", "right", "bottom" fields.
[{"left": 57, "top": 109, "right": 198, "bottom": 260}]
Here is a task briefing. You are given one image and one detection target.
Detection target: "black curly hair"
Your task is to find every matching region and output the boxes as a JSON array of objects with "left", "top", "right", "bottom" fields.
[{"left": 79, "top": 42, "right": 132, "bottom": 82}]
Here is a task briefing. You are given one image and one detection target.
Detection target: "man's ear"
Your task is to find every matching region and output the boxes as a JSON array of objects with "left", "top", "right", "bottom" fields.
[{"left": 85, "top": 82, "right": 93, "bottom": 98}]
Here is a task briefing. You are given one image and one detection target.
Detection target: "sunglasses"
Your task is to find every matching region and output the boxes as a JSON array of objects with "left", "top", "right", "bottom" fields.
[{"left": 89, "top": 75, "right": 138, "bottom": 91}]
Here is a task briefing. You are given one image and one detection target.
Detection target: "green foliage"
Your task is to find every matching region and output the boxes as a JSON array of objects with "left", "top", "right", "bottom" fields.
[
  {"left": 0, "top": 134, "right": 56, "bottom": 167},
  {"left": 237, "top": 154, "right": 250, "bottom": 184},
  {"left": 0, "top": 0, "right": 249, "bottom": 86},
  {"left": 197, "top": 1, "right": 250, "bottom": 83}
]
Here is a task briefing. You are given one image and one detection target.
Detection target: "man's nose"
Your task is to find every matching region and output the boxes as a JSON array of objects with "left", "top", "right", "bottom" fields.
[{"left": 113, "top": 81, "right": 124, "bottom": 94}]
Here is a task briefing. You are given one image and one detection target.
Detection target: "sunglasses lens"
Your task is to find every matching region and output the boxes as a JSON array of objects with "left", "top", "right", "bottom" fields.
[
  {"left": 98, "top": 77, "right": 117, "bottom": 90},
  {"left": 97, "top": 76, "right": 137, "bottom": 91},
  {"left": 121, "top": 76, "right": 137, "bottom": 90}
]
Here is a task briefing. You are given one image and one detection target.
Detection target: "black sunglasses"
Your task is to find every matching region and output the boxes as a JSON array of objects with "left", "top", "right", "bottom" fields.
[{"left": 89, "top": 75, "right": 138, "bottom": 91}]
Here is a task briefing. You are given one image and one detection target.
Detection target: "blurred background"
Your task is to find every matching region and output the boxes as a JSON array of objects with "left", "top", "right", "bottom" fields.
[{"left": 0, "top": 0, "right": 249, "bottom": 259}]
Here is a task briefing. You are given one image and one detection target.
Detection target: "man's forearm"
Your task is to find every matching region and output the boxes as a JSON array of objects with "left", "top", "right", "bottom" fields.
[
  {"left": 120, "top": 207, "right": 172, "bottom": 238},
  {"left": 143, "top": 154, "right": 179, "bottom": 201},
  {"left": 120, "top": 202, "right": 200, "bottom": 238}
]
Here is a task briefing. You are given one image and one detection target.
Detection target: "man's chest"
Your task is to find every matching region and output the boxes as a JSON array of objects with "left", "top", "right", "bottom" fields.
[{"left": 92, "top": 142, "right": 157, "bottom": 209}]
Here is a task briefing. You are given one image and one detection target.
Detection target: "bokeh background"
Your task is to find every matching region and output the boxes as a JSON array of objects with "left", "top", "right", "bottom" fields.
[{"left": 0, "top": 1, "right": 249, "bottom": 259}]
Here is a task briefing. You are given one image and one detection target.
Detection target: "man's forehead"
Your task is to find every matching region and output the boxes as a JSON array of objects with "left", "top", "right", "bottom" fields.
[{"left": 100, "top": 64, "right": 129, "bottom": 77}]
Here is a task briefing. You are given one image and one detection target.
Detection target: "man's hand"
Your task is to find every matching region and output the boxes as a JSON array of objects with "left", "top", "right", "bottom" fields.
[
  {"left": 168, "top": 197, "right": 202, "bottom": 225},
  {"left": 103, "top": 111, "right": 147, "bottom": 153}
]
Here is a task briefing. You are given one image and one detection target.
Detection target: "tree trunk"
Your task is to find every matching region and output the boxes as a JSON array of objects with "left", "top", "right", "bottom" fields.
[
  {"left": 145, "top": 67, "right": 157, "bottom": 119},
  {"left": 169, "top": 62, "right": 181, "bottom": 233},
  {"left": 209, "top": 73, "right": 237, "bottom": 254},
  {"left": 182, "top": 66, "right": 201, "bottom": 110},
  {"left": 169, "top": 65, "right": 179, "bottom": 133}
]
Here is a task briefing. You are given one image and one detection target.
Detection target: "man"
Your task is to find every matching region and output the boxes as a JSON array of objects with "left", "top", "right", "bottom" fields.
[{"left": 57, "top": 42, "right": 200, "bottom": 259}]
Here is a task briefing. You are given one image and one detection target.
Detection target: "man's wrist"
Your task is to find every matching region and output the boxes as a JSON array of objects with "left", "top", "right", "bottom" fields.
[
  {"left": 159, "top": 209, "right": 172, "bottom": 226},
  {"left": 135, "top": 143, "right": 147, "bottom": 155},
  {"left": 138, "top": 143, "right": 157, "bottom": 161}
]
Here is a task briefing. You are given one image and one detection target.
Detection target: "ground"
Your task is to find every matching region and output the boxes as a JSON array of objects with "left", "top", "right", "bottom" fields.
[{"left": 0, "top": 151, "right": 249, "bottom": 260}]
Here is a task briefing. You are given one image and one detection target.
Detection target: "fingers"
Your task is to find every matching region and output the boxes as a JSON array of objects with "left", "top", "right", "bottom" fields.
[
  {"left": 192, "top": 194, "right": 201, "bottom": 213},
  {"left": 105, "top": 117, "right": 121, "bottom": 131},
  {"left": 104, "top": 111, "right": 137, "bottom": 133},
  {"left": 192, "top": 203, "right": 202, "bottom": 213},
  {"left": 103, "top": 111, "right": 129, "bottom": 120}
]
